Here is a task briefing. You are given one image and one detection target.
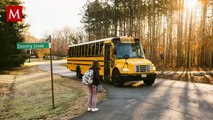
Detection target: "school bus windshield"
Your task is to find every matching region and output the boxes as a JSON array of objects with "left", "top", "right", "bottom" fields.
[{"left": 116, "top": 43, "right": 144, "bottom": 59}]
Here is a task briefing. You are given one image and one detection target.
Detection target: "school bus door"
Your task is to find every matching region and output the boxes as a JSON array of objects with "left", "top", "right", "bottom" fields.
[{"left": 104, "top": 43, "right": 110, "bottom": 82}]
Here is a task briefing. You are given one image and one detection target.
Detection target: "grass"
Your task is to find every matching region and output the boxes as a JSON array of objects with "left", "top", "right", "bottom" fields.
[
  {"left": 0, "top": 64, "right": 86, "bottom": 120},
  {"left": 11, "top": 78, "right": 84, "bottom": 120},
  {"left": 0, "top": 61, "right": 106, "bottom": 120}
]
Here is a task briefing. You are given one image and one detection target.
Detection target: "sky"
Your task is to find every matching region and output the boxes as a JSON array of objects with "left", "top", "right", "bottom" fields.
[{"left": 23, "top": 0, "right": 87, "bottom": 39}]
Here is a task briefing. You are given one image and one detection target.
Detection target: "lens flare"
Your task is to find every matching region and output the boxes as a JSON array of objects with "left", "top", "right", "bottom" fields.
[{"left": 184, "top": 0, "right": 198, "bottom": 10}]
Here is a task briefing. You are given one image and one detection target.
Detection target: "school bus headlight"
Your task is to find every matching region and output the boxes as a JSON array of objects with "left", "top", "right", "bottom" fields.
[
  {"left": 122, "top": 68, "right": 130, "bottom": 72},
  {"left": 152, "top": 65, "right": 156, "bottom": 71}
]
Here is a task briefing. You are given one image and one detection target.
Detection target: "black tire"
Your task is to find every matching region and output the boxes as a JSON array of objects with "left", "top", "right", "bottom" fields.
[
  {"left": 76, "top": 66, "right": 82, "bottom": 79},
  {"left": 143, "top": 78, "right": 155, "bottom": 86},
  {"left": 112, "top": 69, "right": 123, "bottom": 87}
]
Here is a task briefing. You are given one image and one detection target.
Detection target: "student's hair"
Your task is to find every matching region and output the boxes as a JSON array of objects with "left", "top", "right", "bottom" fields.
[{"left": 90, "top": 60, "right": 100, "bottom": 70}]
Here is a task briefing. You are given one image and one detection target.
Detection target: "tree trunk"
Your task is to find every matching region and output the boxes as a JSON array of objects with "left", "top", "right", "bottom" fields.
[
  {"left": 199, "top": 0, "right": 208, "bottom": 67},
  {"left": 151, "top": 0, "right": 156, "bottom": 62},
  {"left": 177, "top": 0, "right": 184, "bottom": 67}
]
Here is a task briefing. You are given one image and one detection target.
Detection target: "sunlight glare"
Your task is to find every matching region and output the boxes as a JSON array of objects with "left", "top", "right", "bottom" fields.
[{"left": 184, "top": 0, "right": 198, "bottom": 10}]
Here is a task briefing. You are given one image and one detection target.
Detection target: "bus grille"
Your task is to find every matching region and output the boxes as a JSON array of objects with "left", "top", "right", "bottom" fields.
[{"left": 135, "top": 65, "right": 151, "bottom": 72}]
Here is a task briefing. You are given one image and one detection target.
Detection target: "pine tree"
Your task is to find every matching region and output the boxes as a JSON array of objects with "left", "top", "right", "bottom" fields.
[{"left": 0, "top": 0, "right": 27, "bottom": 71}]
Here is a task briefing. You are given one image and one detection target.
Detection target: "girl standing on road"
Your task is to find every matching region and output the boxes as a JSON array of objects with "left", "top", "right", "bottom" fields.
[{"left": 87, "top": 60, "right": 101, "bottom": 112}]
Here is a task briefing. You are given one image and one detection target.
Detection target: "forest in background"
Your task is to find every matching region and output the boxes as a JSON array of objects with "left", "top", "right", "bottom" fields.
[
  {"left": 81, "top": 0, "right": 213, "bottom": 69},
  {"left": 1, "top": 0, "right": 212, "bottom": 71}
]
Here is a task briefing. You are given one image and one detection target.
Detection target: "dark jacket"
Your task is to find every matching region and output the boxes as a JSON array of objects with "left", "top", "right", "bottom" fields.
[{"left": 90, "top": 68, "right": 101, "bottom": 86}]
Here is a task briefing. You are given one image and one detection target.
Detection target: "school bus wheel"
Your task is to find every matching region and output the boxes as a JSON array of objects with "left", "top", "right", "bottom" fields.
[
  {"left": 112, "top": 69, "right": 123, "bottom": 87},
  {"left": 143, "top": 78, "right": 155, "bottom": 86},
  {"left": 76, "top": 66, "right": 82, "bottom": 79}
]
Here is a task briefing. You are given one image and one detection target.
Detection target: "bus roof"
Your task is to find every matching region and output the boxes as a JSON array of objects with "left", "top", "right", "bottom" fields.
[
  {"left": 68, "top": 37, "right": 117, "bottom": 47},
  {"left": 68, "top": 36, "right": 139, "bottom": 47}
]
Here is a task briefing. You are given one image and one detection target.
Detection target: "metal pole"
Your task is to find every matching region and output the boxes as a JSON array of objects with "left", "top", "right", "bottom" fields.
[
  {"left": 28, "top": 50, "right": 31, "bottom": 63},
  {"left": 49, "top": 35, "right": 55, "bottom": 109}
]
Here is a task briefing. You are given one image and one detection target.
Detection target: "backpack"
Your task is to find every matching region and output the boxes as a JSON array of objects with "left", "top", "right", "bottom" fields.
[{"left": 82, "top": 69, "right": 94, "bottom": 85}]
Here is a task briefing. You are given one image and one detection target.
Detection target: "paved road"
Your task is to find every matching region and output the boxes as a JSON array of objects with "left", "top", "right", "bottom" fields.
[{"left": 38, "top": 61, "right": 213, "bottom": 120}]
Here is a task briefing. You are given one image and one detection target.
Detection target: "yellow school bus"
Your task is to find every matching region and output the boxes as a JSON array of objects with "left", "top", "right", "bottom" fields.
[{"left": 67, "top": 36, "right": 156, "bottom": 86}]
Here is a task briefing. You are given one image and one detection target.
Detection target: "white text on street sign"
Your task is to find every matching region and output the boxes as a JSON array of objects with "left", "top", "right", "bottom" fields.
[{"left": 16, "top": 42, "right": 51, "bottom": 50}]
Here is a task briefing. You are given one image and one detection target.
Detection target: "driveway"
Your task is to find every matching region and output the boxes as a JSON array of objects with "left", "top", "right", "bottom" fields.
[{"left": 38, "top": 60, "right": 213, "bottom": 120}]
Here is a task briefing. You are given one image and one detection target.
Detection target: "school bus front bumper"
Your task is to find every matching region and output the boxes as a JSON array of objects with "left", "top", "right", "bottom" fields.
[{"left": 120, "top": 73, "right": 156, "bottom": 81}]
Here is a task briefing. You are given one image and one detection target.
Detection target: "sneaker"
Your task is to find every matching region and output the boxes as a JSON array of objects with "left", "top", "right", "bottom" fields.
[
  {"left": 87, "top": 108, "right": 92, "bottom": 111},
  {"left": 91, "top": 108, "right": 99, "bottom": 112}
]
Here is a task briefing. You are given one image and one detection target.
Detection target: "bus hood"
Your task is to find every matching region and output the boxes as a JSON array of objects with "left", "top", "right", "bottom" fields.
[{"left": 115, "top": 58, "right": 155, "bottom": 73}]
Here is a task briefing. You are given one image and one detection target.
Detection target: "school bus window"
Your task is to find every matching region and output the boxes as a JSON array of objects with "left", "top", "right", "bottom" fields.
[
  {"left": 72, "top": 47, "right": 74, "bottom": 57},
  {"left": 70, "top": 48, "right": 72, "bottom": 57},
  {"left": 77, "top": 46, "right": 80, "bottom": 57},
  {"left": 77, "top": 46, "right": 79, "bottom": 56},
  {"left": 98, "top": 44, "right": 101, "bottom": 55},
  {"left": 74, "top": 46, "right": 76, "bottom": 57},
  {"left": 87, "top": 44, "right": 90, "bottom": 56},
  {"left": 82, "top": 45, "right": 84, "bottom": 56},
  {"left": 80, "top": 46, "right": 82, "bottom": 56},
  {"left": 75, "top": 46, "right": 77, "bottom": 57},
  {"left": 92, "top": 43, "right": 95, "bottom": 56},
  {"left": 84, "top": 45, "right": 85, "bottom": 56},
  {"left": 85, "top": 45, "right": 87, "bottom": 56},
  {"left": 70, "top": 47, "right": 72, "bottom": 57},
  {"left": 76, "top": 46, "right": 78, "bottom": 56},
  {"left": 81, "top": 45, "right": 83, "bottom": 56},
  {"left": 90, "top": 44, "right": 93, "bottom": 56},
  {"left": 84, "top": 45, "right": 86, "bottom": 56},
  {"left": 79, "top": 46, "right": 81, "bottom": 56},
  {"left": 98, "top": 43, "right": 101, "bottom": 55},
  {"left": 116, "top": 43, "right": 144, "bottom": 59},
  {"left": 95, "top": 43, "right": 99, "bottom": 56},
  {"left": 95, "top": 43, "right": 99, "bottom": 55},
  {"left": 78, "top": 46, "right": 80, "bottom": 56},
  {"left": 90, "top": 44, "right": 92, "bottom": 56},
  {"left": 97, "top": 43, "right": 100, "bottom": 55},
  {"left": 86, "top": 45, "right": 89, "bottom": 56},
  {"left": 72, "top": 47, "right": 75, "bottom": 57},
  {"left": 99, "top": 42, "right": 103, "bottom": 56},
  {"left": 84, "top": 45, "right": 87, "bottom": 56},
  {"left": 94, "top": 43, "right": 96, "bottom": 55}
]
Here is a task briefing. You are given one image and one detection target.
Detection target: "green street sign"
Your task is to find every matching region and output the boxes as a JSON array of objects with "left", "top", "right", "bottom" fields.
[{"left": 17, "top": 42, "right": 51, "bottom": 50}]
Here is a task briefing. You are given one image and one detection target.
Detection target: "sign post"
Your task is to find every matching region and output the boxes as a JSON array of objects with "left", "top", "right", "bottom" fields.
[
  {"left": 16, "top": 39, "right": 55, "bottom": 109},
  {"left": 49, "top": 35, "right": 55, "bottom": 109}
]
